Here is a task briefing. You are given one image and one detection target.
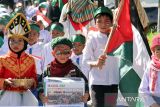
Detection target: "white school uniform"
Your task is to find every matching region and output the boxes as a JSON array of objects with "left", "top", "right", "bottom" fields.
[
  {"left": 42, "top": 41, "right": 54, "bottom": 70},
  {"left": 139, "top": 61, "right": 160, "bottom": 107},
  {"left": 26, "top": 42, "right": 44, "bottom": 75},
  {"left": 82, "top": 31, "right": 120, "bottom": 85}
]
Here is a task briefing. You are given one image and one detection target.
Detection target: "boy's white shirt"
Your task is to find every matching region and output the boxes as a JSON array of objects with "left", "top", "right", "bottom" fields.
[
  {"left": 71, "top": 53, "right": 83, "bottom": 68},
  {"left": 82, "top": 31, "right": 120, "bottom": 86},
  {"left": 42, "top": 41, "right": 54, "bottom": 70},
  {"left": 139, "top": 61, "right": 160, "bottom": 106},
  {"left": 26, "top": 42, "right": 44, "bottom": 75},
  {"left": 39, "top": 29, "right": 52, "bottom": 44},
  {"left": 1, "top": 36, "right": 9, "bottom": 54}
]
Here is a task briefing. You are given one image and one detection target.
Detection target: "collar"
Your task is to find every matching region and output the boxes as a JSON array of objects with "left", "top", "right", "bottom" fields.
[{"left": 7, "top": 51, "right": 26, "bottom": 58}]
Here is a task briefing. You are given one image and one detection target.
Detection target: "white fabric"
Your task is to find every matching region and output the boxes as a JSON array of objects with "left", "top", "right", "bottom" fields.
[
  {"left": 82, "top": 31, "right": 119, "bottom": 85},
  {"left": 25, "top": 6, "right": 38, "bottom": 21},
  {"left": 26, "top": 42, "right": 44, "bottom": 75},
  {"left": 0, "top": 90, "right": 38, "bottom": 106},
  {"left": 42, "top": 41, "right": 54, "bottom": 70},
  {"left": 139, "top": 62, "right": 159, "bottom": 107},
  {"left": 71, "top": 54, "right": 83, "bottom": 69},
  {"left": 132, "top": 25, "right": 151, "bottom": 79},
  {"left": 39, "top": 30, "right": 52, "bottom": 44},
  {"left": 59, "top": 4, "right": 95, "bottom": 38},
  {"left": 1, "top": 36, "right": 9, "bottom": 54}
]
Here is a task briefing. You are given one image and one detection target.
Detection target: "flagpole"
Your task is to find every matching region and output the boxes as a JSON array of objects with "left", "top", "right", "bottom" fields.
[
  {"left": 103, "top": 0, "right": 124, "bottom": 55},
  {"left": 98, "top": 0, "right": 125, "bottom": 69}
]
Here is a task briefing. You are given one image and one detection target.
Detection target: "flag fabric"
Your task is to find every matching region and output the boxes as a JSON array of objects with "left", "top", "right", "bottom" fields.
[
  {"left": 107, "top": 0, "right": 150, "bottom": 106},
  {"left": 36, "top": 11, "right": 52, "bottom": 28}
]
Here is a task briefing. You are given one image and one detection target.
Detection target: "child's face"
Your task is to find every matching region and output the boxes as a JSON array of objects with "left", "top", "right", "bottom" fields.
[
  {"left": 153, "top": 46, "right": 160, "bottom": 59},
  {"left": 9, "top": 37, "right": 24, "bottom": 53},
  {"left": 28, "top": 30, "right": 39, "bottom": 45},
  {"left": 52, "top": 44, "right": 72, "bottom": 63},
  {"left": 95, "top": 15, "right": 112, "bottom": 34},
  {"left": 72, "top": 42, "right": 85, "bottom": 55},
  {"left": 51, "top": 30, "right": 64, "bottom": 39}
]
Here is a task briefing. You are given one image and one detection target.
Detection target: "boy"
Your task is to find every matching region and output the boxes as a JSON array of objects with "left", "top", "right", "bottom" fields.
[
  {"left": 82, "top": 6, "right": 119, "bottom": 107},
  {"left": 26, "top": 23, "right": 44, "bottom": 75},
  {"left": 70, "top": 34, "right": 86, "bottom": 69},
  {"left": 42, "top": 22, "right": 64, "bottom": 70},
  {"left": 139, "top": 34, "right": 160, "bottom": 107},
  {"left": 38, "top": 37, "right": 89, "bottom": 104}
]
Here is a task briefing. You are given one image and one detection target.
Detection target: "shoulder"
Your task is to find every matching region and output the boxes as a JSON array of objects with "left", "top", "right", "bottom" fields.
[{"left": 26, "top": 54, "right": 37, "bottom": 62}]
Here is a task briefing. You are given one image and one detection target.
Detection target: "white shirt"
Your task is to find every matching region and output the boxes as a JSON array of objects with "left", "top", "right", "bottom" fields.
[
  {"left": 1, "top": 36, "right": 9, "bottom": 54},
  {"left": 42, "top": 41, "right": 54, "bottom": 70},
  {"left": 139, "top": 61, "right": 160, "bottom": 106},
  {"left": 71, "top": 53, "right": 83, "bottom": 69},
  {"left": 39, "top": 30, "right": 52, "bottom": 44},
  {"left": 26, "top": 42, "right": 44, "bottom": 75},
  {"left": 82, "top": 31, "right": 119, "bottom": 85}
]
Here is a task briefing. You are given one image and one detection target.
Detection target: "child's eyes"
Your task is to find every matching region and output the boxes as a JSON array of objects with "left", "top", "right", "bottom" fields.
[{"left": 56, "top": 50, "right": 71, "bottom": 55}]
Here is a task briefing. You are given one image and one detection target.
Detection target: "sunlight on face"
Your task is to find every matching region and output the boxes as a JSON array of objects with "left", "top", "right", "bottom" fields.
[
  {"left": 72, "top": 42, "right": 85, "bottom": 55},
  {"left": 51, "top": 30, "right": 64, "bottom": 39},
  {"left": 153, "top": 46, "right": 160, "bottom": 59},
  {"left": 28, "top": 30, "right": 39, "bottom": 45},
  {"left": 95, "top": 16, "right": 112, "bottom": 33},
  {"left": 9, "top": 37, "right": 24, "bottom": 53},
  {"left": 53, "top": 44, "right": 72, "bottom": 63}
]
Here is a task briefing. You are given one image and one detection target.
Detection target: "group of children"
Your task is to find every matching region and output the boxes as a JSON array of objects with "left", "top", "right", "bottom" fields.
[{"left": 0, "top": 2, "right": 160, "bottom": 107}]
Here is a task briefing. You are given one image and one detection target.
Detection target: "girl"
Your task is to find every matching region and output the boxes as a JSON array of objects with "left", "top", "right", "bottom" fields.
[
  {"left": 0, "top": 13, "right": 38, "bottom": 106},
  {"left": 139, "top": 34, "right": 160, "bottom": 107}
]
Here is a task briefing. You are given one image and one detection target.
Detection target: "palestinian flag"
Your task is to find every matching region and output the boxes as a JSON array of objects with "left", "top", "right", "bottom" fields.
[{"left": 106, "top": 0, "right": 150, "bottom": 106}]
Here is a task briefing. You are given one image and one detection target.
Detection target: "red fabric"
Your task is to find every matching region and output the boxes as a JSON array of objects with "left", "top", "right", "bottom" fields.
[
  {"left": 68, "top": 16, "right": 90, "bottom": 31},
  {"left": 0, "top": 51, "right": 37, "bottom": 92},
  {"left": 107, "top": 0, "right": 133, "bottom": 53},
  {"left": 62, "top": 0, "right": 68, "bottom": 4},
  {"left": 150, "top": 55, "right": 160, "bottom": 92},
  {"left": 151, "top": 34, "right": 160, "bottom": 50},
  {"left": 50, "top": 59, "right": 75, "bottom": 77}
]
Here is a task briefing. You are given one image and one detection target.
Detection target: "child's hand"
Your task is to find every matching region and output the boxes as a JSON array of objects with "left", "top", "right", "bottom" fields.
[
  {"left": 4, "top": 78, "right": 15, "bottom": 87},
  {"left": 39, "top": 93, "right": 48, "bottom": 104},
  {"left": 96, "top": 54, "right": 107, "bottom": 69},
  {"left": 81, "top": 93, "right": 89, "bottom": 103},
  {"left": 151, "top": 103, "right": 160, "bottom": 107}
]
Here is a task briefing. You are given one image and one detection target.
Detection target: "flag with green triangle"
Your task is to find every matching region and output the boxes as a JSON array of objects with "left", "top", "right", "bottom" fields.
[{"left": 106, "top": 0, "right": 151, "bottom": 106}]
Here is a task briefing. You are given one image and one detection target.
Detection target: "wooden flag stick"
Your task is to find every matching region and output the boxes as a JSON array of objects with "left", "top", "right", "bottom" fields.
[
  {"left": 98, "top": 0, "right": 124, "bottom": 69},
  {"left": 103, "top": 0, "right": 124, "bottom": 55}
]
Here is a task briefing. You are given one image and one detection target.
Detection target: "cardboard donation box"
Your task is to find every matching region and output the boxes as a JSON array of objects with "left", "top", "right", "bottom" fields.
[{"left": 44, "top": 77, "right": 85, "bottom": 107}]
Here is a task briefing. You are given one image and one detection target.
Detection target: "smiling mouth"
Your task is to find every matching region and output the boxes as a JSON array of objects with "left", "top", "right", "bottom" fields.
[{"left": 13, "top": 47, "right": 19, "bottom": 50}]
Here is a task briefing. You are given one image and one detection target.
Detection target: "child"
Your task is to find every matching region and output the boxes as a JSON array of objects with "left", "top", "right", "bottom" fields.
[
  {"left": 26, "top": 23, "right": 44, "bottom": 75},
  {"left": 139, "top": 34, "right": 160, "bottom": 107},
  {"left": 42, "top": 22, "right": 64, "bottom": 70},
  {"left": 82, "top": 6, "right": 119, "bottom": 107},
  {"left": 70, "top": 34, "right": 86, "bottom": 69},
  {"left": 38, "top": 37, "right": 89, "bottom": 104},
  {"left": 59, "top": 0, "right": 96, "bottom": 38},
  {"left": 0, "top": 13, "right": 38, "bottom": 106}
]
